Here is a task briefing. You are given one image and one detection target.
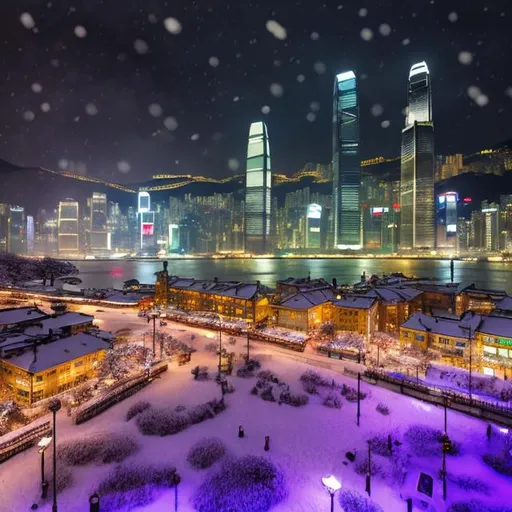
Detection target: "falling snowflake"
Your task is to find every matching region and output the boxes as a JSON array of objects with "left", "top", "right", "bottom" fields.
[
  {"left": 381, "top": 120, "right": 390, "bottom": 128},
  {"left": 31, "top": 83, "right": 43, "bottom": 93},
  {"left": 358, "top": 8, "right": 368, "bottom": 17},
  {"left": 85, "top": 103, "right": 98, "bottom": 116},
  {"left": 306, "top": 112, "right": 316, "bottom": 122},
  {"left": 51, "top": 59, "right": 59, "bottom": 68},
  {"left": 310, "top": 101, "right": 320, "bottom": 112},
  {"left": 148, "top": 103, "right": 163, "bottom": 117},
  {"left": 448, "top": 12, "right": 458, "bottom": 22},
  {"left": 191, "top": 133, "right": 200, "bottom": 141},
  {"left": 297, "top": 74, "right": 306, "bottom": 83},
  {"left": 475, "top": 94, "right": 489, "bottom": 107},
  {"left": 134, "top": 39, "right": 149, "bottom": 55},
  {"left": 265, "top": 20, "right": 287, "bottom": 40},
  {"left": 261, "top": 105, "right": 271, "bottom": 115},
  {"left": 310, "top": 32, "right": 320, "bottom": 41},
  {"left": 379, "top": 24, "right": 391, "bottom": 36},
  {"left": 163, "top": 117, "right": 178, "bottom": 131},
  {"left": 402, "top": 38, "right": 411, "bottom": 46},
  {"left": 371, "top": 104, "right": 384, "bottom": 116},
  {"left": 313, "top": 61, "right": 327, "bottom": 75},
  {"left": 117, "top": 161, "right": 131, "bottom": 173},
  {"left": 270, "top": 83, "right": 284, "bottom": 97},
  {"left": 148, "top": 13, "right": 158, "bottom": 24},
  {"left": 164, "top": 17, "right": 182, "bottom": 34},
  {"left": 233, "top": 96, "right": 240, "bottom": 102},
  {"left": 506, "top": 87, "right": 512, "bottom": 99},
  {"left": 209, "top": 56, "right": 220, "bottom": 68},
  {"left": 58, "top": 159, "right": 68, "bottom": 170},
  {"left": 228, "top": 158, "right": 240, "bottom": 171},
  {"left": 23, "top": 111, "right": 35, "bottom": 121},
  {"left": 467, "top": 85, "right": 488, "bottom": 106},
  {"left": 273, "top": 60, "right": 281, "bottom": 68},
  {"left": 20, "top": 13, "right": 35, "bottom": 30},
  {"left": 74, "top": 25, "right": 87, "bottom": 38},
  {"left": 360, "top": 28, "right": 373, "bottom": 41},
  {"left": 74, "top": 116, "right": 80, "bottom": 122},
  {"left": 458, "top": 51, "right": 473, "bottom": 65},
  {"left": 40, "top": 102, "right": 51, "bottom": 112}
]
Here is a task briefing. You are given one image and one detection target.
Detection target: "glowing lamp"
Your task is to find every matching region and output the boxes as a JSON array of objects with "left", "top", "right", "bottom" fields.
[{"left": 322, "top": 474, "right": 342, "bottom": 494}]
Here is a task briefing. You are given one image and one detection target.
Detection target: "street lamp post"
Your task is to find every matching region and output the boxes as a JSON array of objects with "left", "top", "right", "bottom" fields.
[
  {"left": 172, "top": 473, "right": 181, "bottom": 512},
  {"left": 38, "top": 436, "right": 52, "bottom": 499},
  {"left": 357, "top": 373, "right": 361, "bottom": 427},
  {"left": 321, "top": 475, "right": 342, "bottom": 512},
  {"left": 217, "top": 314, "right": 223, "bottom": 378},
  {"left": 48, "top": 398, "right": 61, "bottom": 512}
]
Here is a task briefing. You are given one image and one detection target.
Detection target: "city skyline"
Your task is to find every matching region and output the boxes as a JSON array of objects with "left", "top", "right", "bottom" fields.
[{"left": 0, "top": 2, "right": 510, "bottom": 181}]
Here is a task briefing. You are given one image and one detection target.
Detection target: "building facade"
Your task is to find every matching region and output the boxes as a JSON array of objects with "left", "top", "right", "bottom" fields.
[
  {"left": 58, "top": 199, "right": 79, "bottom": 254},
  {"left": 244, "top": 121, "right": 272, "bottom": 254},
  {"left": 89, "top": 192, "right": 109, "bottom": 253},
  {"left": 332, "top": 71, "right": 361, "bottom": 249},
  {"left": 400, "top": 62, "right": 435, "bottom": 250}
]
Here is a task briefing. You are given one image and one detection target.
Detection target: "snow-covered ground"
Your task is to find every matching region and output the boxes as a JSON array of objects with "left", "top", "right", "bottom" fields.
[{"left": 2, "top": 309, "right": 512, "bottom": 512}]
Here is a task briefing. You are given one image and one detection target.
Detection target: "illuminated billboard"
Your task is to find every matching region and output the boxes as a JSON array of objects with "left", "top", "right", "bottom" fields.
[{"left": 138, "top": 191, "right": 150, "bottom": 213}]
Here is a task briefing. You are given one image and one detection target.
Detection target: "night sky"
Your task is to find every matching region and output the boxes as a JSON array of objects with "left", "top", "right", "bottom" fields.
[{"left": 1, "top": 0, "right": 511, "bottom": 182}]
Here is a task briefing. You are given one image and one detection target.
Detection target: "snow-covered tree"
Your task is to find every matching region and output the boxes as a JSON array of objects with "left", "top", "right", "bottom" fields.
[
  {"left": 98, "top": 344, "right": 151, "bottom": 381},
  {"left": 0, "top": 253, "right": 38, "bottom": 286},
  {"left": 35, "top": 257, "right": 78, "bottom": 286},
  {"left": 371, "top": 332, "right": 398, "bottom": 366}
]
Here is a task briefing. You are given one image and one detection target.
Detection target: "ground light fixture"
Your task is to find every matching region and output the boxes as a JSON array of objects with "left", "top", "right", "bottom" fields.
[
  {"left": 38, "top": 436, "right": 52, "bottom": 499},
  {"left": 322, "top": 475, "right": 342, "bottom": 512}
]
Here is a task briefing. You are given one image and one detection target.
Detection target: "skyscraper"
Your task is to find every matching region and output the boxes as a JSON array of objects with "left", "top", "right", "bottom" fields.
[
  {"left": 244, "top": 121, "right": 271, "bottom": 254},
  {"left": 58, "top": 199, "right": 79, "bottom": 254},
  {"left": 8, "top": 206, "right": 26, "bottom": 254},
  {"left": 332, "top": 71, "right": 361, "bottom": 249},
  {"left": 400, "top": 62, "right": 435, "bottom": 250},
  {"left": 89, "top": 192, "right": 108, "bottom": 253}
]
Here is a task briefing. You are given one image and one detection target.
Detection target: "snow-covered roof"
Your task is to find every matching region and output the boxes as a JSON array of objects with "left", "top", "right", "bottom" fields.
[
  {"left": 365, "top": 287, "right": 423, "bottom": 303},
  {"left": 0, "top": 333, "right": 36, "bottom": 354},
  {"left": 277, "top": 277, "right": 332, "bottom": 291},
  {"left": 494, "top": 296, "right": 512, "bottom": 312},
  {"left": 459, "top": 284, "right": 507, "bottom": 299},
  {"left": 401, "top": 312, "right": 482, "bottom": 338},
  {"left": 477, "top": 315, "right": 512, "bottom": 339},
  {"left": 24, "top": 312, "right": 94, "bottom": 335},
  {"left": 1, "top": 333, "right": 109, "bottom": 373},
  {"left": 168, "top": 276, "right": 268, "bottom": 300},
  {"left": 332, "top": 296, "right": 377, "bottom": 310},
  {"left": 277, "top": 288, "right": 336, "bottom": 310},
  {"left": 0, "top": 307, "right": 48, "bottom": 326}
]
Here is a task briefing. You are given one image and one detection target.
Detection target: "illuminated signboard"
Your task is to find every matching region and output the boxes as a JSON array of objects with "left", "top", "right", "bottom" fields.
[
  {"left": 142, "top": 223, "right": 154, "bottom": 236},
  {"left": 307, "top": 203, "right": 322, "bottom": 219},
  {"left": 371, "top": 207, "right": 389, "bottom": 216}
]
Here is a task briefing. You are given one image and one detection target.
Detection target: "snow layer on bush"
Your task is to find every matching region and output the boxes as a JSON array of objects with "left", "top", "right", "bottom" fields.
[
  {"left": 193, "top": 455, "right": 287, "bottom": 512},
  {"left": 125, "top": 400, "right": 151, "bottom": 421},
  {"left": 187, "top": 437, "right": 226, "bottom": 469},
  {"left": 338, "top": 489, "right": 384, "bottom": 512}
]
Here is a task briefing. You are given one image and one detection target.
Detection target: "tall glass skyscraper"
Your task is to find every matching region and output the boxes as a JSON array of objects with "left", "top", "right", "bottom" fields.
[
  {"left": 332, "top": 71, "right": 361, "bottom": 249},
  {"left": 58, "top": 199, "right": 79, "bottom": 254},
  {"left": 400, "top": 62, "right": 435, "bottom": 250},
  {"left": 244, "top": 121, "right": 271, "bottom": 254},
  {"left": 89, "top": 192, "right": 108, "bottom": 252}
]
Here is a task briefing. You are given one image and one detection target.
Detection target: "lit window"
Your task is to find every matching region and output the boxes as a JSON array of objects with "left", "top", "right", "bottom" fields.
[{"left": 484, "top": 346, "right": 497, "bottom": 355}]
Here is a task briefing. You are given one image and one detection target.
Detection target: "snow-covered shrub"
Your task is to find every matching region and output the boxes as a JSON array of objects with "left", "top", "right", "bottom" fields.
[
  {"left": 404, "top": 425, "right": 443, "bottom": 456},
  {"left": 250, "top": 386, "right": 259, "bottom": 395},
  {"left": 390, "top": 449, "right": 410, "bottom": 486},
  {"left": 341, "top": 384, "right": 367, "bottom": 402},
  {"left": 482, "top": 453, "right": 512, "bottom": 476},
  {"left": 257, "top": 370, "right": 281, "bottom": 384},
  {"left": 57, "top": 433, "right": 139, "bottom": 465},
  {"left": 70, "top": 382, "right": 95, "bottom": 406},
  {"left": 367, "top": 433, "right": 393, "bottom": 457},
  {"left": 188, "top": 398, "right": 226, "bottom": 425},
  {"left": 0, "top": 400, "right": 27, "bottom": 436},
  {"left": 236, "top": 359, "right": 261, "bottom": 378},
  {"left": 300, "top": 370, "right": 330, "bottom": 387},
  {"left": 204, "top": 343, "right": 218, "bottom": 353},
  {"left": 323, "top": 392, "right": 342, "bottom": 409},
  {"left": 338, "top": 489, "right": 384, "bottom": 512},
  {"left": 376, "top": 403, "right": 390, "bottom": 415},
  {"left": 175, "top": 405, "right": 186, "bottom": 412},
  {"left": 136, "top": 408, "right": 190, "bottom": 436},
  {"left": 260, "top": 387, "right": 276, "bottom": 402},
  {"left": 191, "top": 365, "right": 209, "bottom": 381},
  {"left": 187, "top": 438, "right": 226, "bottom": 469},
  {"left": 126, "top": 401, "right": 151, "bottom": 421},
  {"left": 193, "top": 455, "right": 287, "bottom": 512},
  {"left": 279, "top": 391, "right": 309, "bottom": 407},
  {"left": 447, "top": 501, "right": 493, "bottom": 512},
  {"left": 98, "top": 464, "right": 177, "bottom": 512},
  {"left": 451, "top": 474, "right": 490, "bottom": 494},
  {"left": 302, "top": 381, "right": 318, "bottom": 395},
  {"left": 46, "top": 462, "right": 73, "bottom": 498},
  {"left": 354, "top": 457, "right": 381, "bottom": 476},
  {"left": 228, "top": 337, "right": 237, "bottom": 345}
]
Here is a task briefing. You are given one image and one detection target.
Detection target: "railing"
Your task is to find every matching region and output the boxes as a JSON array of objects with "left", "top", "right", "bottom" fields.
[
  {"left": 73, "top": 363, "right": 168, "bottom": 425},
  {"left": 362, "top": 369, "right": 512, "bottom": 425},
  {"left": 0, "top": 420, "right": 51, "bottom": 464}
]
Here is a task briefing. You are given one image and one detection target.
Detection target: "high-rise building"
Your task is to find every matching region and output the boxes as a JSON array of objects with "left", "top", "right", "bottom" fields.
[
  {"left": 7, "top": 206, "right": 26, "bottom": 254},
  {"left": 89, "top": 192, "right": 108, "bottom": 253},
  {"left": 482, "top": 201, "right": 500, "bottom": 252},
  {"left": 26, "top": 215, "right": 34, "bottom": 254},
  {"left": 58, "top": 199, "right": 79, "bottom": 254},
  {"left": 400, "top": 62, "right": 435, "bottom": 250},
  {"left": 306, "top": 204, "right": 322, "bottom": 249},
  {"left": 332, "top": 71, "right": 361, "bottom": 249},
  {"left": 436, "top": 192, "right": 458, "bottom": 250},
  {"left": 0, "top": 203, "right": 9, "bottom": 252},
  {"left": 244, "top": 121, "right": 271, "bottom": 254},
  {"left": 500, "top": 194, "right": 512, "bottom": 250}
]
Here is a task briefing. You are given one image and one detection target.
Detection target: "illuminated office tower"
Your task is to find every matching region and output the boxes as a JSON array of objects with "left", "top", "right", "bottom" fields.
[
  {"left": 89, "top": 192, "right": 108, "bottom": 252},
  {"left": 436, "top": 192, "right": 458, "bottom": 249},
  {"left": 137, "top": 191, "right": 155, "bottom": 252},
  {"left": 400, "top": 62, "right": 435, "bottom": 250},
  {"left": 244, "top": 121, "right": 271, "bottom": 254},
  {"left": 332, "top": 71, "right": 361, "bottom": 249},
  {"left": 58, "top": 199, "right": 79, "bottom": 254},
  {"left": 7, "top": 206, "right": 26, "bottom": 254},
  {"left": 306, "top": 204, "right": 322, "bottom": 249},
  {"left": 26, "top": 215, "right": 34, "bottom": 254},
  {"left": 482, "top": 201, "right": 500, "bottom": 252}
]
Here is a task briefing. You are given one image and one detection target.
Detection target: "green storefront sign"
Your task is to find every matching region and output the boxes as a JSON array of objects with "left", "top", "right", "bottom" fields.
[{"left": 498, "top": 337, "right": 512, "bottom": 347}]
